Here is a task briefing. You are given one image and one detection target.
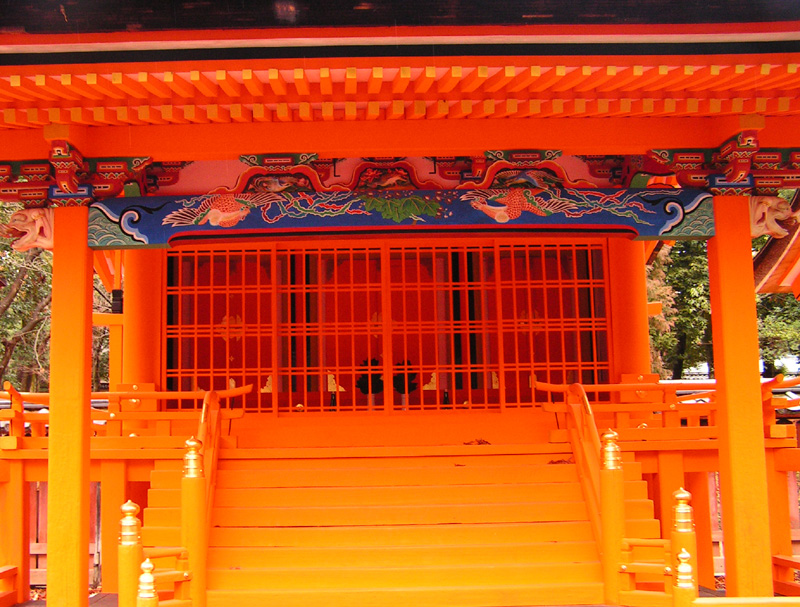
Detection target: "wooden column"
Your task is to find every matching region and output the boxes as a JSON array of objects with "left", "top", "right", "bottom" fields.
[
  {"left": 765, "top": 450, "right": 793, "bottom": 586},
  {"left": 607, "top": 238, "right": 651, "bottom": 380},
  {"left": 0, "top": 460, "right": 30, "bottom": 604},
  {"left": 99, "top": 461, "right": 127, "bottom": 593},
  {"left": 47, "top": 206, "right": 93, "bottom": 607},
  {"left": 686, "top": 471, "right": 717, "bottom": 590},
  {"left": 707, "top": 195, "right": 773, "bottom": 596},
  {"left": 657, "top": 451, "right": 685, "bottom": 538},
  {"left": 122, "top": 249, "right": 163, "bottom": 386}
]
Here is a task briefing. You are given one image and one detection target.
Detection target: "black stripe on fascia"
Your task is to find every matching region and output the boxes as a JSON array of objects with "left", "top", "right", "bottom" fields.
[{"left": 2, "top": 39, "right": 800, "bottom": 66}]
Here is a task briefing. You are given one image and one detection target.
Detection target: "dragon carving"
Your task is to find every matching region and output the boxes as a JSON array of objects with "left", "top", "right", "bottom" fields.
[
  {"left": 1, "top": 208, "right": 54, "bottom": 251},
  {"left": 750, "top": 196, "right": 799, "bottom": 238}
]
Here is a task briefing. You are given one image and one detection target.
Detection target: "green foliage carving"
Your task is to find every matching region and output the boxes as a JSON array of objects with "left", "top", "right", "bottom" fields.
[{"left": 361, "top": 195, "right": 440, "bottom": 223}]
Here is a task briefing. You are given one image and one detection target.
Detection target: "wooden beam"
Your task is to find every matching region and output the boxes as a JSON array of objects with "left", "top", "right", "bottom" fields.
[
  {"left": 111, "top": 73, "right": 149, "bottom": 99},
  {"left": 190, "top": 70, "right": 217, "bottom": 97},
  {"left": 2, "top": 114, "right": 798, "bottom": 160},
  {"left": 86, "top": 73, "right": 126, "bottom": 100},
  {"left": 319, "top": 67, "right": 333, "bottom": 95},
  {"left": 267, "top": 69, "right": 287, "bottom": 96},
  {"left": 413, "top": 66, "right": 437, "bottom": 93},
  {"left": 345, "top": 67, "right": 359, "bottom": 95},
  {"left": 436, "top": 66, "right": 462, "bottom": 93},
  {"left": 293, "top": 68, "right": 310, "bottom": 96},
  {"left": 392, "top": 67, "right": 411, "bottom": 93},
  {"left": 242, "top": 69, "right": 265, "bottom": 97},
  {"left": 216, "top": 70, "right": 241, "bottom": 97},
  {"left": 137, "top": 72, "right": 171, "bottom": 98}
]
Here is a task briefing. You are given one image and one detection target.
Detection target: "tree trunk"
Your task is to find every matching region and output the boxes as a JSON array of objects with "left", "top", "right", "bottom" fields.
[
  {"left": 671, "top": 332, "right": 687, "bottom": 379},
  {"left": 703, "top": 319, "right": 715, "bottom": 379},
  {"left": 0, "top": 293, "right": 51, "bottom": 382}
]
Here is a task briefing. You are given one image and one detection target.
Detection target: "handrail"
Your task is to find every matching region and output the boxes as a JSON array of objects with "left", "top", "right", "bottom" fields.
[
  {"left": 0, "top": 383, "right": 251, "bottom": 440},
  {"left": 0, "top": 384, "right": 252, "bottom": 405},
  {"left": 195, "top": 390, "right": 229, "bottom": 521},
  {"left": 533, "top": 380, "right": 604, "bottom": 544}
]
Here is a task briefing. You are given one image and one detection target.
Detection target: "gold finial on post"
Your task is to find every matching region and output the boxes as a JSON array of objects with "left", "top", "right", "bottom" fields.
[
  {"left": 119, "top": 500, "right": 141, "bottom": 546},
  {"left": 672, "top": 549, "right": 698, "bottom": 607},
  {"left": 675, "top": 549, "right": 695, "bottom": 589},
  {"left": 119, "top": 501, "right": 144, "bottom": 607},
  {"left": 137, "top": 559, "right": 158, "bottom": 607},
  {"left": 601, "top": 429, "right": 622, "bottom": 470},
  {"left": 183, "top": 436, "right": 204, "bottom": 479},
  {"left": 673, "top": 488, "right": 694, "bottom": 533},
  {"left": 671, "top": 492, "right": 699, "bottom": 605}
]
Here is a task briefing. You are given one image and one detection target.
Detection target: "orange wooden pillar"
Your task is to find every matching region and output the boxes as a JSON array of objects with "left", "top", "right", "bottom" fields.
[
  {"left": 686, "top": 471, "right": 717, "bottom": 590},
  {"left": 99, "top": 461, "right": 127, "bottom": 594},
  {"left": 656, "top": 451, "right": 685, "bottom": 538},
  {"left": 765, "top": 449, "right": 794, "bottom": 587},
  {"left": 0, "top": 460, "right": 30, "bottom": 604},
  {"left": 121, "top": 249, "right": 163, "bottom": 386},
  {"left": 607, "top": 237, "right": 651, "bottom": 380},
  {"left": 47, "top": 206, "right": 94, "bottom": 607},
  {"left": 707, "top": 195, "right": 773, "bottom": 596}
]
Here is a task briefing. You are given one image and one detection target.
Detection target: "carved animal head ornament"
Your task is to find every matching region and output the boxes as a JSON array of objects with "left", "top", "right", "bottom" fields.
[
  {"left": 750, "top": 195, "right": 800, "bottom": 239},
  {"left": 0, "top": 208, "right": 54, "bottom": 251}
]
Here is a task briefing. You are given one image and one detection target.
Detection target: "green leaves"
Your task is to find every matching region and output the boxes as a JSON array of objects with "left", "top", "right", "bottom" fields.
[{"left": 362, "top": 195, "right": 440, "bottom": 223}]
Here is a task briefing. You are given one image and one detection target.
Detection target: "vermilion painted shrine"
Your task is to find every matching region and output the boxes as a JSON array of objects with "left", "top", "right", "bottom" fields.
[{"left": 2, "top": 6, "right": 800, "bottom": 607}]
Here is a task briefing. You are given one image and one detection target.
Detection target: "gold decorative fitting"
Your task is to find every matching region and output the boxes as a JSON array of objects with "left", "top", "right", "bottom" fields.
[
  {"left": 675, "top": 549, "right": 695, "bottom": 589},
  {"left": 601, "top": 429, "right": 622, "bottom": 470},
  {"left": 183, "top": 436, "right": 204, "bottom": 478},
  {"left": 137, "top": 559, "right": 157, "bottom": 599},
  {"left": 673, "top": 487, "right": 694, "bottom": 533},
  {"left": 119, "top": 500, "right": 141, "bottom": 546}
]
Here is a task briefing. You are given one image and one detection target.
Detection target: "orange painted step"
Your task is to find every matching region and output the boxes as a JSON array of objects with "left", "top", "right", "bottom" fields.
[
  {"left": 209, "top": 519, "right": 596, "bottom": 547},
  {"left": 149, "top": 477, "right": 649, "bottom": 508},
  {"left": 213, "top": 482, "right": 585, "bottom": 507},
  {"left": 149, "top": 500, "right": 589, "bottom": 527},
  {"left": 206, "top": 560, "right": 603, "bottom": 588},
  {"left": 206, "top": 582, "right": 606, "bottom": 607},
  {"left": 148, "top": 498, "right": 653, "bottom": 528},
  {"left": 219, "top": 463, "right": 580, "bottom": 487},
  {"left": 144, "top": 519, "right": 601, "bottom": 549},
  {"left": 207, "top": 541, "right": 600, "bottom": 568},
  {"left": 215, "top": 451, "right": 577, "bottom": 468}
]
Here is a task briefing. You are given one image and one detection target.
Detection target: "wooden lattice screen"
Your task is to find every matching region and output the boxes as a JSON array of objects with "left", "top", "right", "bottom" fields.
[{"left": 164, "top": 238, "right": 611, "bottom": 412}]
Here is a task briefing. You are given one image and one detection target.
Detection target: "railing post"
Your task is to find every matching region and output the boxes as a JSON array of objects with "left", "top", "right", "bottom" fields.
[
  {"left": 672, "top": 549, "right": 698, "bottom": 607},
  {"left": 601, "top": 429, "right": 625, "bottom": 605},
  {"left": 136, "top": 559, "right": 159, "bottom": 607},
  {"left": 182, "top": 437, "right": 207, "bottom": 607},
  {"left": 671, "top": 488, "right": 699, "bottom": 592},
  {"left": 118, "top": 501, "right": 144, "bottom": 607}
]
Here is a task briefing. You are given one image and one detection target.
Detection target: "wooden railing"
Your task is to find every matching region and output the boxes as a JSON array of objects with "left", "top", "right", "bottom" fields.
[
  {"left": 536, "top": 379, "right": 703, "bottom": 607},
  {"left": 536, "top": 381, "right": 604, "bottom": 544},
  {"left": 0, "top": 383, "right": 250, "bottom": 445},
  {"left": 0, "top": 565, "right": 18, "bottom": 607},
  {"left": 107, "top": 386, "right": 251, "bottom": 607}
]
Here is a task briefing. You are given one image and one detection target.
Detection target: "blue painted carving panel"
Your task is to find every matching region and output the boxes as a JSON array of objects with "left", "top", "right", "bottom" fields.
[{"left": 88, "top": 188, "right": 713, "bottom": 248}]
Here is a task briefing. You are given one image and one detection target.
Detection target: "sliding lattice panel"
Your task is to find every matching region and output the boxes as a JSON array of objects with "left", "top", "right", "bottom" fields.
[{"left": 164, "top": 238, "right": 610, "bottom": 412}]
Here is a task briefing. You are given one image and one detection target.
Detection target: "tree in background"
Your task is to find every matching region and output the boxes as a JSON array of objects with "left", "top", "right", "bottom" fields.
[
  {"left": 648, "top": 240, "right": 714, "bottom": 379},
  {"left": 0, "top": 204, "right": 111, "bottom": 392},
  {"left": 0, "top": 242, "right": 52, "bottom": 390},
  {"left": 649, "top": 236, "right": 800, "bottom": 379},
  {"left": 757, "top": 293, "right": 800, "bottom": 376}
]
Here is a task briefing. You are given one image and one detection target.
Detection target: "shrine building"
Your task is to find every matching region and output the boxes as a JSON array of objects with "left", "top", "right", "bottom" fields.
[{"left": 2, "top": 3, "right": 800, "bottom": 607}]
